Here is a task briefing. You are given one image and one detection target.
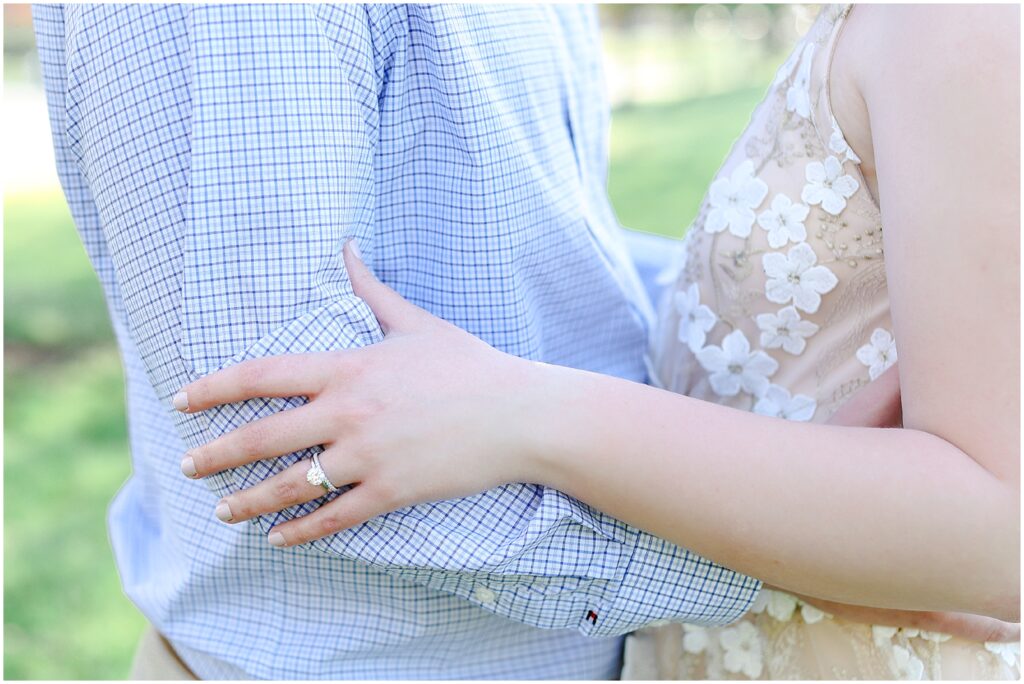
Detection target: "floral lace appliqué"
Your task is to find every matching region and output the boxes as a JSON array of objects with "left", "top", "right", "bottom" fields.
[
  {"left": 705, "top": 160, "right": 769, "bottom": 238},
  {"left": 763, "top": 243, "right": 839, "bottom": 314},
  {"left": 829, "top": 115, "right": 862, "bottom": 164},
  {"left": 802, "top": 156, "right": 859, "bottom": 215},
  {"left": 695, "top": 329, "right": 778, "bottom": 398},
  {"left": 985, "top": 642, "right": 1022, "bottom": 669},
  {"left": 683, "top": 624, "right": 712, "bottom": 654},
  {"left": 856, "top": 328, "right": 897, "bottom": 380},
  {"left": 786, "top": 43, "right": 816, "bottom": 119},
  {"left": 754, "top": 385, "right": 817, "bottom": 421},
  {"left": 674, "top": 283, "right": 717, "bottom": 352},
  {"left": 756, "top": 305, "right": 819, "bottom": 355},
  {"left": 757, "top": 193, "right": 810, "bottom": 248},
  {"left": 720, "top": 621, "right": 765, "bottom": 678}
]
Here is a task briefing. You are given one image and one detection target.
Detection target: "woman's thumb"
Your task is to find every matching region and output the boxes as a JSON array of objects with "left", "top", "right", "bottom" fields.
[{"left": 344, "top": 240, "right": 426, "bottom": 335}]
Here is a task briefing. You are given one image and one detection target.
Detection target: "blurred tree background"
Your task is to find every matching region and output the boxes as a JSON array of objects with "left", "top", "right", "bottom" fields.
[{"left": 3, "top": 4, "right": 814, "bottom": 679}]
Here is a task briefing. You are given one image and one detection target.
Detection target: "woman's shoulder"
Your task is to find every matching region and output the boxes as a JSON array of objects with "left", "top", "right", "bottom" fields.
[
  {"left": 828, "top": 4, "right": 1018, "bottom": 197},
  {"left": 843, "top": 4, "right": 1018, "bottom": 88}
]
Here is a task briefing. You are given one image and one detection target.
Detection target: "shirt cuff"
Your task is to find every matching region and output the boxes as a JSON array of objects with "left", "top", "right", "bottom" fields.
[
  {"left": 389, "top": 510, "right": 760, "bottom": 637},
  {"left": 584, "top": 530, "right": 762, "bottom": 637}
]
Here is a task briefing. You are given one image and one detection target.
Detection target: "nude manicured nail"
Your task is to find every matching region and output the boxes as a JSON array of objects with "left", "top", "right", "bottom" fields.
[
  {"left": 172, "top": 391, "right": 189, "bottom": 411},
  {"left": 347, "top": 239, "right": 362, "bottom": 260},
  {"left": 268, "top": 532, "right": 286, "bottom": 548},
  {"left": 180, "top": 455, "right": 198, "bottom": 478},
  {"left": 215, "top": 501, "right": 233, "bottom": 523}
]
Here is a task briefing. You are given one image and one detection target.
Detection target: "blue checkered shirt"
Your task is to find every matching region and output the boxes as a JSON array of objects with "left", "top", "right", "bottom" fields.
[{"left": 35, "top": 4, "right": 760, "bottom": 679}]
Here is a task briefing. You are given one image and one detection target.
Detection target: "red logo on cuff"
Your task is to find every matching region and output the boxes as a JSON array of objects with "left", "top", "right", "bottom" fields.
[{"left": 586, "top": 610, "right": 598, "bottom": 625}]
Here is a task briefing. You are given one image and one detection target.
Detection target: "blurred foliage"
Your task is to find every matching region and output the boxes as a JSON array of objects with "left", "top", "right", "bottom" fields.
[
  {"left": 3, "top": 5, "right": 39, "bottom": 85},
  {"left": 598, "top": 3, "right": 811, "bottom": 107},
  {"left": 4, "top": 4, "right": 793, "bottom": 679},
  {"left": 4, "top": 194, "right": 116, "bottom": 352},
  {"left": 4, "top": 192, "right": 145, "bottom": 680}
]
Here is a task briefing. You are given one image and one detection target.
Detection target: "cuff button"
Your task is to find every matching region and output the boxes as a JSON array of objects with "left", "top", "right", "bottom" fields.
[{"left": 473, "top": 586, "right": 497, "bottom": 604}]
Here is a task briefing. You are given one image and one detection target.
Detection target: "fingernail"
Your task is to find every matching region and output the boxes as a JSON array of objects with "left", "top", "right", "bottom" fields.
[
  {"left": 172, "top": 391, "right": 189, "bottom": 412},
  {"left": 180, "top": 454, "right": 198, "bottom": 478},
  {"left": 268, "top": 532, "right": 286, "bottom": 548},
  {"left": 214, "top": 501, "right": 233, "bottom": 523},
  {"left": 347, "top": 239, "right": 362, "bottom": 261}
]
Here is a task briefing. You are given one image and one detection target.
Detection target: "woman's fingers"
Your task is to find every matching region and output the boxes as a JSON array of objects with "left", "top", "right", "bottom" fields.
[
  {"left": 343, "top": 240, "right": 439, "bottom": 335},
  {"left": 265, "top": 483, "right": 387, "bottom": 547},
  {"left": 930, "top": 612, "right": 1021, "bottom": 643},
  {"left": 173, "top": 352, "right": 343, "bottom": 413},
  {"left": 182, "top": 403, "right": 334, "bottom": 478},
  {"left": 214, "top": 449, "right": 362, "bottom": 524}
]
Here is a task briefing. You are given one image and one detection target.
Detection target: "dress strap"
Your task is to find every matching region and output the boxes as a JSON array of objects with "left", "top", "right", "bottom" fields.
[
  {"left": 810, "top": 3, "right": 873, "bottom": 203},
  {"left": 822, "top": 4, "right": 855, "bottom": 132}
]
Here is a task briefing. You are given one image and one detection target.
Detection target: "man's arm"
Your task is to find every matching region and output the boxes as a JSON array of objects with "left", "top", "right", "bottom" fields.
[
  {"left": 620, "top": 227, "right": 684, "bottom": 312},
  {"left": 35, "top": 3, "right": 760, "bottom": 636}
]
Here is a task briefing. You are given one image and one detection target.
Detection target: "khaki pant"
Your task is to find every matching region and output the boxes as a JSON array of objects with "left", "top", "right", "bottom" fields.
[{"left": 129, "top": 625, "right": 198, "bottom": 680}]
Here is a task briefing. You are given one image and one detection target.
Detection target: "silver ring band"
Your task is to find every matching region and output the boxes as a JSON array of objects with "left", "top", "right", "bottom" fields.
[{"left": 305, "top": 453, "right": 338, "bottom": 493}]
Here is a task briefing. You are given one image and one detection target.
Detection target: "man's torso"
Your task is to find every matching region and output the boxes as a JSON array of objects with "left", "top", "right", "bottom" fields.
[{"left": 44, "top": 4, "right": 651, "bottom": 678}]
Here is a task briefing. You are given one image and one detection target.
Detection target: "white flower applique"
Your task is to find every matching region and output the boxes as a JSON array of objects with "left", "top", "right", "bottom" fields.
[
  {"left": 985, "top": 641, "right": 1021, "bottom": 669},
  {"left": 873, "top": 625, "right": 899, "bottom": 648},
  {"left": 682, "top": 624, "right": 711, "bottom": 654},
  {"left": 800, "top": 602, "right": 830, "bottom": 624},
  {"left": 763, "top": 243, "right": 839, "bottom": 314},
  {"left": 856, "top": 328, "right": 898, "bottom": 380},
  {"left": 756, "top": 305, "right": 819, "bottom": 355},
  {"left": 754, "top": 385, "right": 817, "bottom": 422},
  {"left": 891, "top": 645, "right": 925, "bottom": 680},
  {"left": 786, "top": 43, "right": 816, "bottom": 119},
  {"left": 705, "top": 159, "right": 769, "bottom": 238},
  {"left": 918, "top": 631, "right": 952, "bottom": 643},
  {"left": 764, "top": 590, "right": 798, "bottom": 622},
  {"left": 829, "top": 115, "right": 862, "bottom": 164},
  {"left": 750, "top": 588, "right": 795, "bottom": 621},
  {"left": 802, "top": 156, "right": 859, "bottom": 216},
  {"left": 719, "top": 621, "right": 765, "bottom": 679},
  {"left": 674, "top": 283, "right": 717, "bottom": 352},
  {"left": 757, "top": 194, "right": 810, "bottom": 249},
  {"left": 874, "top": 625, "right": 952, "bottom": 647},
  {"left": 696, "top": 329, "right": 778, "bottom": 398}
]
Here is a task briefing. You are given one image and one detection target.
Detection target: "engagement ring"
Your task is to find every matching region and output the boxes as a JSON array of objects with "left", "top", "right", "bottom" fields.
[{"left": 306, "top": 453, "right": 338, "bottom": 493}]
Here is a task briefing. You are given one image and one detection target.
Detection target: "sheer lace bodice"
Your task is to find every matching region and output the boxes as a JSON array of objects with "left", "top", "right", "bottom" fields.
[{"left": 622, "top": 5, "right": 1019, "bottom": 680}]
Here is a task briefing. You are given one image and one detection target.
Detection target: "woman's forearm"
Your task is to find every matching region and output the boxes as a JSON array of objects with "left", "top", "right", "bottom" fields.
[
  {"left": 181, "top": 244, "right": 1019, "bottom": 623},
  {"left": 525, "top": 362, "right": 1019, "bottom": 621}
]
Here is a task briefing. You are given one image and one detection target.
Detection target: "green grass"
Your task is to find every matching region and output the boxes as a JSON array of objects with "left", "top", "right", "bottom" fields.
[
  {"left": 609, "top": 86, "right": 766, "bottom": 237},
  {"left": 2, "top": 86, "right": 766, "bottom": 679},
  {"left": 4, "top": 191, "right": 144, "bottom": 680},
  {"left": 3, "top": 191, "right": 117, "bottom": 351}
]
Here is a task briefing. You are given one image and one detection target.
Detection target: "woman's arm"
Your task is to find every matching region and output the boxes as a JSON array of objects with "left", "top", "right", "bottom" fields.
[
  {"left": 520, "top": 6, "right": 1019, "bottom": 619},
  {"left": 178, "top": 6, "right": 1018, "bottom": 621},
  {"left": 526, "top": 360, "right": 1016, "bottom": 620}
]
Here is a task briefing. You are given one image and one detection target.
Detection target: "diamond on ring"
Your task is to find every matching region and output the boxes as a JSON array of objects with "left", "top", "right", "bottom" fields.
[{"left": 306, "top": 453, "right": 338, "bottom": 493}]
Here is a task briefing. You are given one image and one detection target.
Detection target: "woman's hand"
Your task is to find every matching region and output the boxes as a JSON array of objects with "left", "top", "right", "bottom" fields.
[
  {"left": 175, "top": 242, "right": 546, "bottom": 547},
  {"left": 178, "top": 242, "right": 908, "bottom": 549}
]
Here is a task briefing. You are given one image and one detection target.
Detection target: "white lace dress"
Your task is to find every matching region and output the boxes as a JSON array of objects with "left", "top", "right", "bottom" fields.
[{"left": 621, "top": 5, "right": 1020, "bottom": 680}]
